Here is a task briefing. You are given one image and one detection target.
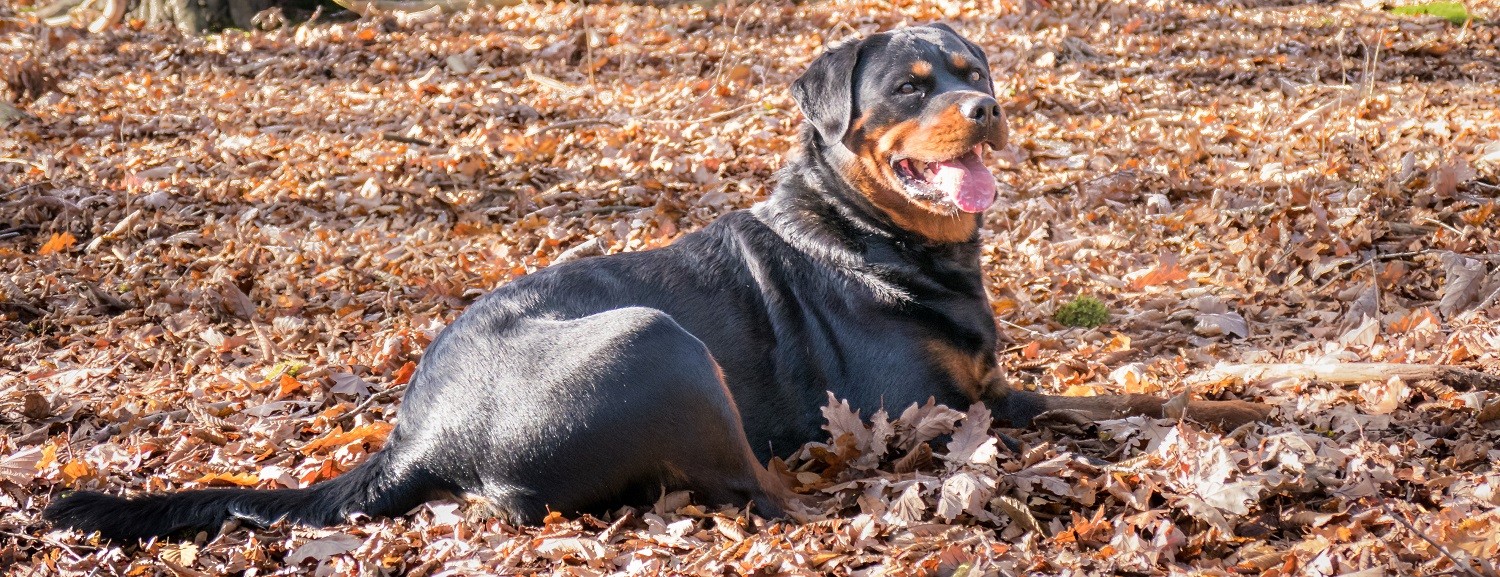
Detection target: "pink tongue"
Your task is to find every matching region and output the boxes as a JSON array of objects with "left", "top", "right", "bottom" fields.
[{"left": 928, "top": 154, "right": 997, "bottom": 213}]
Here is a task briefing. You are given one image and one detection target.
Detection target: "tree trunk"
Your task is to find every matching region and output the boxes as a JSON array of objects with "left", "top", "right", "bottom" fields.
[
  {"left": 41, "top": 0, "right": 282, "bottom": 35},
  {"left": 37, "top": 0, "right": 522, "bottom": 33}
]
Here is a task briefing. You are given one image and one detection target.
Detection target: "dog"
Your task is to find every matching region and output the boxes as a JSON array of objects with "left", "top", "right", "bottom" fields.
[{"left": 43, "top": 24, "right": 1269, "bottom": 541}]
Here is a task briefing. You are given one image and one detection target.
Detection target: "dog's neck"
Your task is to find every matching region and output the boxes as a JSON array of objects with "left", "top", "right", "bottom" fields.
[
  {"left": 763, "top": 134, "right": 978, "bottom": 242},
  {"left": 752, "top": 139, "right": 987, "bottom": 299}
]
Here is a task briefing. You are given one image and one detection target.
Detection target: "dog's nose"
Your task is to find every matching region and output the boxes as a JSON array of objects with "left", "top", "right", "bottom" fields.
[{"left": 960, "top": 95, "right": 1001, "bottom": 125}]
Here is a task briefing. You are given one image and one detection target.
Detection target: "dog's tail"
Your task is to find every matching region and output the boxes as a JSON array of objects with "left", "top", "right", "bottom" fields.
[{"left": 43, "top": 450, "right": 441, "bottom": 541}]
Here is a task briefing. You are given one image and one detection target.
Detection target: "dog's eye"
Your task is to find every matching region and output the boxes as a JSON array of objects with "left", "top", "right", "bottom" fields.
[
  {"left": 968, "top": 70, "right": 984, "bottom": 83},
  {"left": 898, "top": 82, "right": 920, "bottom": 95}
]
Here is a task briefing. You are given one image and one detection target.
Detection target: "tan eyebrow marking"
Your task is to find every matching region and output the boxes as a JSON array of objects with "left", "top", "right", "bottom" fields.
[
  {"left": 911, "top": 60, "right": 932, "bottom": 76},
  {"left": 950, "top": 53, "right": 968, "bottom": 69}
]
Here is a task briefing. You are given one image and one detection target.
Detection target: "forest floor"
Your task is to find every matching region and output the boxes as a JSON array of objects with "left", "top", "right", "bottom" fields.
[{"left": 3, "top": 0, "right": 1500, "bottom": 575}]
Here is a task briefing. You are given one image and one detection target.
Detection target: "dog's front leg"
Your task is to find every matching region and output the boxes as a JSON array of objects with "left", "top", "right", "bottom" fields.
[{"left": 985, "top": 377, "right": 1271, "bottom": 431}]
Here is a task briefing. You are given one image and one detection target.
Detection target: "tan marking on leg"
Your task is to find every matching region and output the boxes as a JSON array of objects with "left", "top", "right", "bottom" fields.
[{"left": 928, "top": 341, "right": 986, "bottom": 401}]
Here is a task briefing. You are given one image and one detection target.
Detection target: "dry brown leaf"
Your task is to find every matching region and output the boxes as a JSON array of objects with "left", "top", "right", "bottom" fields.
[
  {"left": 944, "top": 404, "right": 998, "bottom": 467},
  {"left": 6, "top": 1, "right": 1500, "bottom": 574},
  {"left": 300, "top": 422, "right": 394, "bottom": 455},
  {"left": 0, "top": 446, "right": 43, "bottom": 484},
  {"left": 1437, "top": 253, "right": 1487, "bottom": 317}
]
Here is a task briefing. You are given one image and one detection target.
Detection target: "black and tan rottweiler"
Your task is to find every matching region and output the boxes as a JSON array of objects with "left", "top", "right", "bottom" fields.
[{"left": 44, "top": 24, "right": 1269, "bottom": 541}]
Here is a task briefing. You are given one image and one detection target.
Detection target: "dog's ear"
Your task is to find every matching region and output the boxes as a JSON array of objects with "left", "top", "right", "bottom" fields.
[{"left": 792, "top": 38, "right": 863, "bottom": 147}]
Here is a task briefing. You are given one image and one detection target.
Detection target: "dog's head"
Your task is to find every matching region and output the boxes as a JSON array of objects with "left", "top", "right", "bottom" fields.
[{"left": 793, "top": 24, "right": 1007, "bottom": 243}]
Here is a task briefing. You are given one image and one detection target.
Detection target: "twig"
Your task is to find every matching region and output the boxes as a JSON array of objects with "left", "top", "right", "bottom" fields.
[
  {"left": 1315, "top": 250, "right": 1437, "bottom": 291},
  {"left": 3, "top": 182, "right": 47, "bottom": 198},
  {"left": 1421, "top": 217, "right": 1466, "bottom": 237},
  {"left": 0, "top": 529, "right": 97, "bottom": 559},
  {"left": 561, "top": 204, "right": 645, "bottom": 218},
  {"left": 581, "top": 0, "right": 595, "bottom": 94},
  {"left": 0, "top": 299, "right": 46, "bottom": 317},
  {"left": 90, "top": 401, "right": 236, "bottom": 443},
  {"left": 0, "top": 157, "right": 44, "bottom": 170},
  {"left": 336, "top": 384, "right": 408, "bottom": 426},
  {"left": 524, "top": 118, "right": 620, "bottom": 137},
  {"left": 997, "top": 318, "right": 1043, "bottom": 336},
  {"left": 1473, "top": 282, "right": 1500, "bottom": 313},
  {"left": 2, "top": 195, "right": 81, "bottom": 212},
  {"left": 638, "top": 103, "right": 759, "bottom": 127},
  {"left": 381, "top": 132, "right": 434, "bottom": 147},
  {"left": 528, "top": 104, "right": 758, "bottom": 137},
  {"left": 1377, "top": 501, "right": 1485, "bottom": 577}
]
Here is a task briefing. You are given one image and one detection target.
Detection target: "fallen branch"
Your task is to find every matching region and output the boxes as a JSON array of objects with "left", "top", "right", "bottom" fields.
[{"left": 1201, "top": 362, "right": 1500, "bottom": 391}]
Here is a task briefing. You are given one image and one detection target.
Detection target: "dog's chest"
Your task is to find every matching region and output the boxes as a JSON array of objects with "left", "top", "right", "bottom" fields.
[{"left": 808, "top": 295, "right": 1001, "bottom": 408}]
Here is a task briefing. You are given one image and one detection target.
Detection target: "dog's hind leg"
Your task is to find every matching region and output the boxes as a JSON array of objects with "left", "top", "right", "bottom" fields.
[
  {"left": 452, "top": 307, "right": 789, "bottom": 522},
  {"left": 572, "top": 308, "right": 791, "bottom": 518}
]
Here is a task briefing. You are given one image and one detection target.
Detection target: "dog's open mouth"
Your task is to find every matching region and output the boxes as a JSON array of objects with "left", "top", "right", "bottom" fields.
[{"left": 891, "top": 146, "right": 997, "bottom": 213}]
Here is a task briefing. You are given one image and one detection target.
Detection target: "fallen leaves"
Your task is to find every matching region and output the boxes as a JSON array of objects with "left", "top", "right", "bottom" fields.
[
  {"left": 1437, "top": 252, "right": 1491, "bottom": 317},
  {"left": 1194, "top": 311, "right": 1249, "bottom": 339},
  {"left": 0, "top": 446, "right": 43, "bottom": 484},
  {"left": 2, "top": 0, "right": 1499, "bottom": 574},
  {"left": 299, "top": 422, "right": 393, "bottom": 456},
  {"left": 35, "top": 231, "right": 74, "bottom": 255},
  {"left": 1127, "top": 255, "right": 1189, "bottom": 291},
  {"left": 286, "top": 532, "right": 364, "bottom": 566},
  {"left": 195, "top": 471, "right": 260, "bottom": 487}
]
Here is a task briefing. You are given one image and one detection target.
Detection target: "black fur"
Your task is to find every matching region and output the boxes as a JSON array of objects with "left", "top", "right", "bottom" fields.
[
  {"left": 43, "top": 24, "right": 1270, "bottom": 542},
  {"left": 790, "top": 36, "right": 861, "bottom": 146}
]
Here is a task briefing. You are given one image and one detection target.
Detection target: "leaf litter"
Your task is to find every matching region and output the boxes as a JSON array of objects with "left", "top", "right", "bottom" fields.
[{"left": 3, "top": 0, "right": 1500, "bottom": 575}]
